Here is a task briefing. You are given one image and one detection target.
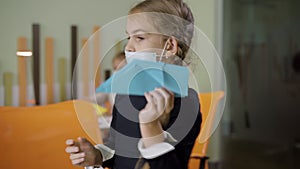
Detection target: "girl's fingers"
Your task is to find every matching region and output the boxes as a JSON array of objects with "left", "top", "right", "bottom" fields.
[
  {"left": 149, "top": 90, "right": 165, "bottom": 114},
  {"left": 141, "top": 88, "right": 174, "bottom": 124},
  {"left": 70, "top": 152, "right": 85, "bottom": 160},
  {"left": 72, "top": 158, "right": 84, "bottom": 165},
  {"left": 155, "top": 88, "right": 174, "bottom": 113},
  {"left": 161, "top": 87, "right": 174, "bottom": 97},
  {"left": 145, "top": 92, "right": 157, "bottom": 108},
  {"left": 65, "top": 146, "right": 80, "bottom": 153},
  {"left": 163, "top": 87, "right": 175, "bottom": 109},
  {"left": 65, "top": 139, "right": 75, "bottom": 146},
  {"left": 144, "top": 92, "right": 153, "bottom": 104}
]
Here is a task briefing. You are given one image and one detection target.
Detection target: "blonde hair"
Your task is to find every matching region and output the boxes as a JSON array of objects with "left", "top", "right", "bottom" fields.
[{"left": 129, "top": 0, "right": 194, "bottom": 60}]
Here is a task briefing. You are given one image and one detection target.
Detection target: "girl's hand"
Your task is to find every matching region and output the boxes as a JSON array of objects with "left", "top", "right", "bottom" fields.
[
  {"left": 65, "top": 137, "right": 102, "bottom": 167},
  {"left": 139, "top": 87, "right": 174, "bottom": 125}
]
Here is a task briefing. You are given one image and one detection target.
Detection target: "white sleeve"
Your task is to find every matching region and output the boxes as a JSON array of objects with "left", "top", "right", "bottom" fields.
[
  {"left": 84, "top": 166, "right": 103, "bottom": 169},
  {"left": 94, "top": 144, "right": 115, "bottom": 162},
  {"left": 138, "top": 131, "right": 178, "bottom": 159}
]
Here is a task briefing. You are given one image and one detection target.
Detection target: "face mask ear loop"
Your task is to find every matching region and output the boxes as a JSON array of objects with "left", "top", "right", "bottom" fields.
[{"left": 159, "top": 40, "right": 169, "bottom": 62}]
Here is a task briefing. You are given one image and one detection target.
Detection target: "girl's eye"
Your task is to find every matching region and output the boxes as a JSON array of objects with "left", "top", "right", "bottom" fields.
[
  {"left": 127, "top": 36, "right": 144, "bottom": 41},
  {"left": 135, "top": 36, "right": 144, "bottom": 41}
]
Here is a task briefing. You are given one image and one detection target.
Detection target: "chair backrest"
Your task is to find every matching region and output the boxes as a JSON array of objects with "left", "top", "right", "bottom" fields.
[
  {"left": 0, "top": 100, "right": 102, "bottom": 169},
  {"left": 189, "top": 91, "right": 225, "bottom": 164}
]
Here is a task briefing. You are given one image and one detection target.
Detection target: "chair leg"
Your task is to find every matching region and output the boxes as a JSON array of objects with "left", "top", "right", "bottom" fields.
[{"left": 199, "top": 156, "right": 209, "bottom": 169}]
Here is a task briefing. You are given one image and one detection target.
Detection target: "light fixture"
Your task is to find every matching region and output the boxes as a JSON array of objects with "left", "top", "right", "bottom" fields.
[{"left": 16, "top": 50, "right": 32, "bottom": 57}]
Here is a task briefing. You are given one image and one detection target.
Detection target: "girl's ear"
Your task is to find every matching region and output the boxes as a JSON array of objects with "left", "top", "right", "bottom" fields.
[{"left": 166, "top": 36, "right": 178, "bottom": 56}]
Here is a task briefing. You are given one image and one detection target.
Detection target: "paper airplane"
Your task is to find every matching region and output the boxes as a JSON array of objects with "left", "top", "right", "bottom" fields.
[{"left": 96, "top": 59, "right": 189, "bottom": 97}]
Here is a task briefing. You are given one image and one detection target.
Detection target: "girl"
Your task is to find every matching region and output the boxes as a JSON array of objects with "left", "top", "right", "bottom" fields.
[{"left": 65, "top": 0, "right": 201, "bottom": 168}]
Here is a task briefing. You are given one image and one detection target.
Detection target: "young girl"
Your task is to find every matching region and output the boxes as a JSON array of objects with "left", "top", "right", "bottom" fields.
[{"left": 65, "top": 0, "right": 202, "bottom": 168}]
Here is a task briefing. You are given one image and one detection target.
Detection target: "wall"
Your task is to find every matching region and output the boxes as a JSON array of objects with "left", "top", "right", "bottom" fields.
[{"left": 0, "top": 0, "right": 138, "bottom": 85}]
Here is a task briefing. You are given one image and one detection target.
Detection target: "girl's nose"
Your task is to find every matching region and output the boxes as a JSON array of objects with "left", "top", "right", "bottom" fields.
[{"left": 125, "top": 39, "right": 135, "bottom": 52}]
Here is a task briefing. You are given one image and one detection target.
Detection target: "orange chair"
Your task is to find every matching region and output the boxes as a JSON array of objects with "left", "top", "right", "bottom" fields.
[
  {"left": 189, "top": 91, "right": 225, "bottom": 169},
  {"left": 0, "top": 100, "right": 102, "bottom": 169}
]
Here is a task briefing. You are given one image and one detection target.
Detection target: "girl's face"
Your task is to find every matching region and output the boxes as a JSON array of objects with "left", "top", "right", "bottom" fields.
[{"left": 125, "top": 14, "right": 167, "bottom": 55}]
